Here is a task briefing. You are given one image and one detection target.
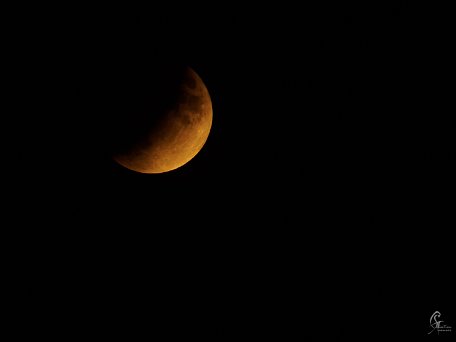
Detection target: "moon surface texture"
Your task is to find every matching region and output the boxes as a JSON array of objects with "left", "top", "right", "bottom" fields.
[{"left": 113, "top": 67, "right": 212, "bottom": 174}]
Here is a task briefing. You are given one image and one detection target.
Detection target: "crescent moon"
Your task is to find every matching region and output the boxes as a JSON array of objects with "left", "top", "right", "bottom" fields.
[{"left": 113, "top": 67, "right": 212, "bottom": 173}]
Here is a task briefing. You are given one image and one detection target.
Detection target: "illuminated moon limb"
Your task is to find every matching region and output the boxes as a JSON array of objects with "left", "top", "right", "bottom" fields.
[{"left": 113, "top": 68, "right": 212, "bottom": 174}]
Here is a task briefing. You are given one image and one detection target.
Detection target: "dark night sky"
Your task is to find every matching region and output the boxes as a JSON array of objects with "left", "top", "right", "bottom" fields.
[{"left": 14, "top": 3, "right": 454, "bottom": 339}]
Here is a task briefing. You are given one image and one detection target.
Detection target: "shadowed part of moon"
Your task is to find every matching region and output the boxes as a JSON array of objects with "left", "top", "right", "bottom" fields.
[{"left": 112, "top": 67, "right": 212, "bottom": 173}]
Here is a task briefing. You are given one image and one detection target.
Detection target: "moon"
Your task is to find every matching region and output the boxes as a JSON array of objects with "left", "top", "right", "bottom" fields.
[{"left": 112, "top": 67, "right": 212, "bottom": 174}]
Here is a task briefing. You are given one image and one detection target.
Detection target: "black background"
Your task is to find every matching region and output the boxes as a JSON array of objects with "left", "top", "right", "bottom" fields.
[{"left": 12, "top": 2, "right": 454, "bottom": 340}]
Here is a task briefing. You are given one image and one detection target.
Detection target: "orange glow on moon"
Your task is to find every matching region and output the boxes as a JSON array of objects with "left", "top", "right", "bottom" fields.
[{"left": 113, "top": 68, "right": 212, "bottom": 173}]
